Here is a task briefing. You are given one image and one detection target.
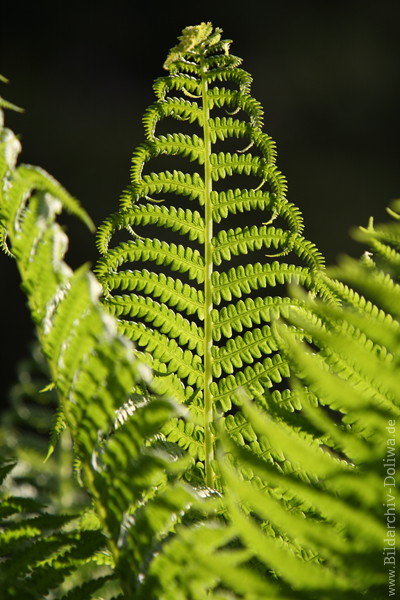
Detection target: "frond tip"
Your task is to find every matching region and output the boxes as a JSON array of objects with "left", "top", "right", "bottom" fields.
[{"left": 163, "top": 23, "right": 224, "bottom": 70}]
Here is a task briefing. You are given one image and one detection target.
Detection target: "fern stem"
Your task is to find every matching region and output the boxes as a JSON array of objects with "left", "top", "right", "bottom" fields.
[{"left": 201, "top": 58, "right": 215, "bottom": 488}]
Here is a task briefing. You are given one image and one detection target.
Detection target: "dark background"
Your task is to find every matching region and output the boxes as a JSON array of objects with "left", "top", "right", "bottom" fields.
[{"left": 1, "top": 0, "right": 400, "bottom": 404}]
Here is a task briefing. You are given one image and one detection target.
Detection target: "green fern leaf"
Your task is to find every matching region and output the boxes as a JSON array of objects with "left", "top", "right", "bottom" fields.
[
  {"left": 0, "top": 82, "right": 207, "bottom": 598},
  {"left": 251, "top": 206, "right": 400, "bottom": 597},
  {"left": 95, "top": 23, "right": 332, "bottom": 487}
]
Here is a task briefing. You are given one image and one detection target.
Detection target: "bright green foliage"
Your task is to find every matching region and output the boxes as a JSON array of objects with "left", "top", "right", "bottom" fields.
[
  {"left": 0, "top": 78, "right": 210, "bottom": 599},
  {"left": 1, "top": 24, "right": 399, "bottom": 600},
  {"left": 121, "top": 201, "right": 400, "bottom": 597},
  {"left": 262, "top": 205, "right": 400, "bottom": 598},
  {"left": 0, "top": 341, "right": 86, "bottom": 511},
  {"left": 218, "top": 396, "right": 396, "bottom": 599},
  {"left": 0, "top": 460, "right": 115, "bottom": 599},
  {"left": 95, "top": 23, "right": 333, "bottom": 487}
]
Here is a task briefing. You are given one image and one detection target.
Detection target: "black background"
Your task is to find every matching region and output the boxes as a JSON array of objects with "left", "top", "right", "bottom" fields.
[{"left": 1, "top": 0, "right": 400, "bottom": 404}]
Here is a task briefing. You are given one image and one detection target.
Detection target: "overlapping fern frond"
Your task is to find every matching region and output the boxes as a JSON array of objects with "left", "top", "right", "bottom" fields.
[
  {"left": 0, "top": 79, "right": 213, "bottom": 599},
  {"left": 158, "top": 204, "right": 400, "bottom": 600},
  {"left": 95, "top": 22, "right": 334, "bottom": 487},
  {"left": 251, "top": 204, "right": 400, "bottom": 599},
  {"left": 217, "top": 393, "right": 396, "bottom": 600},
  {"left": 0, "top": 460, "right": 114, "bottom": 600},
  {"left": 276, "top": 205, "right": 400, "bottom": 424},
  {"left": 135, "top": 206, "right": 400, "bottom": 598}
]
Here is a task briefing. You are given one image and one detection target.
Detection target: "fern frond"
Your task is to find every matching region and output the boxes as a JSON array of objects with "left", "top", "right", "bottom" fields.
[
  {"left": 153, "top": 73, "right": 202, "bottom": 100},
  {"left": 117, "top": 320, "right": 204, "bottom": 386},
  {"left": 212, "top": 296, "right": 299, "bottom": 341},
  {"left": 2, "top": 29, "right": 396, "bottom": 600},
  {"left": 97, "top": 204, "right": 205, "bottom": 254},
  {"left": 3, "top": 164, "right": 94, "bottom": 233},
  {"left": 96, "top": 238, "right": 205, "bottom": 284},
  {"left": 331, "top": 255, "right": 400, "bottom": 319},
  {"left": 99, "top": 269, "right": 205, "bottom": 317},
  {"left": 143, "top": 99, "right": 204, "bottom": 139},
  {"left": 211, "top": 262, "right": 314, "bottom": 303},
  {"left": 0, "top": 461, "right": 111, "bottom": 599},
  {"left": 96, "top": 24, "right": 330, "bottom": 487},
  {"left": 131, "top": 134, "right": 206, "bottom": 179},
  {"left": 217, "top": 387, "right": 394, "bottom": 598},
  {"left": 106, "top": 293, "right": 204, "bottom": 350},
  {"left": 210, "top": 188, "right": 304, "bottom": 235},
  {"left": 137, "top": 169, "right": 205, "bottom": 202},
  {"left": 212, "top": 226, "right": 324, "bottom": 267},
  {"left": 211, "top": 355, "right": 290, "bottom": 412},
  {"left": 0, "top": 89, "right": 212, "bottom": 598},
  {"left": 210, "top": 151, "right": 268, "bottom": 179}
]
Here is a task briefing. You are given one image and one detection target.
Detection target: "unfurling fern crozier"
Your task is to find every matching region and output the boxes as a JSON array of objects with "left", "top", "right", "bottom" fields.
[{"left": 95, "top": 23, "right": 330, "bottom": 487}]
